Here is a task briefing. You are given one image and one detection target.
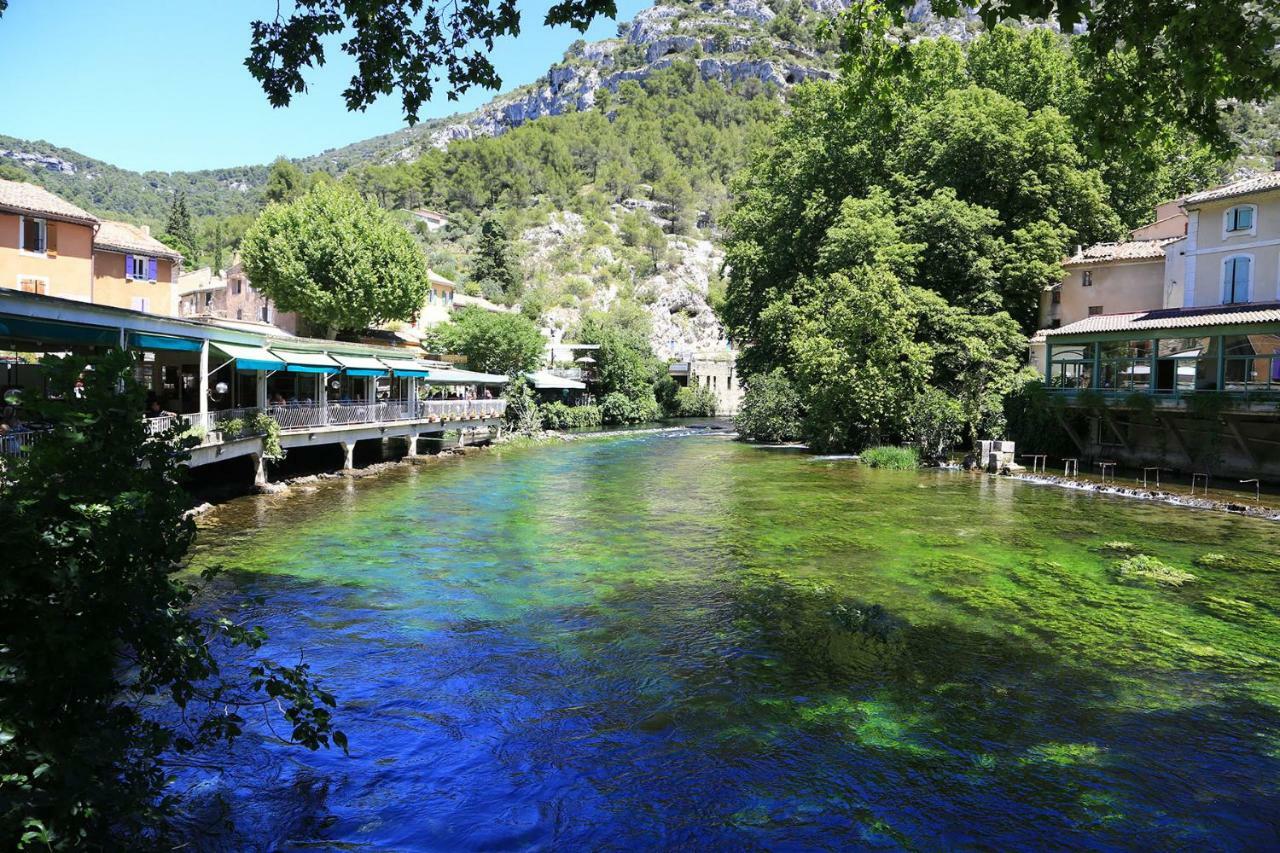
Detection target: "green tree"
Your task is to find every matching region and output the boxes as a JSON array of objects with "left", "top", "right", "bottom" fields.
[
  {"left": 264, "top": 157, "right": 308, "bottom": 205},
  {"left": 0, "top": 350, "right": 343, "bottom": 849},
  {"left": 470, "top": 213, "right": 521, "bottom": 300},
  {"left": 575, "top": 309, "right": 661, "bottom": 400},
  {"left": 241, "top": 183, "right": 430, "bottom": 334},
  {"left": 735, "top": 369, "right": 803, "bottom": 442},
  {"left": 438, "top": 307, "right": 545, "bottom": 375},
  {"left": 158, "top": 191, "right": 197, "bottom": 262}
]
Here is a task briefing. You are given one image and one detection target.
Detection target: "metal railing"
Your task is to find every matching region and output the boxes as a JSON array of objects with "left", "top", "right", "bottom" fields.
[
  {"left": 0, "top": 428, "right": 45, "bottom": 457},
  {"left": 1047, "top": 386, "right": 1280, "bottom": 409},
  {"left": 2, "top": 399, "right": 510, "bottom": 457}
]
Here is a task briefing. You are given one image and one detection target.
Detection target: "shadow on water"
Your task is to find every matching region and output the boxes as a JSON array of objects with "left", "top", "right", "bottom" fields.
[{"left": 172, "top": 434, "right": 1280, "bottom": 850}]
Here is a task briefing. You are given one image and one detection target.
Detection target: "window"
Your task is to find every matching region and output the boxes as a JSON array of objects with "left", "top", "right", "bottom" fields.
[
  {"left": 260, "top": 304, "right": 271, "bottom": 323},
  {"left": 17, "top": 276, "right": 47, "bottom": 294},
  {"left": 1088, "top": 306, "right": 1104, "bottom": 315},
  {"left": 20, "top": 217, "right": 46, "bottom": 253},
  {"left": 236, "top": 308, "right": 244, "bottom": 320},
  {"left": 1223, "top": 255, "right": 1251, "bottom": 304},
  {"left": 127, "top": 255, "right": 150, "bottom": 280},
  {"left": 1049, "top": 344, "right": 1093, "bottom": 389},
  {"left": 1225, "top": 205, "right": 1256, "bottom": 235},
  {"left": 1050, "top": 289, "right": 1061, "bottom": 304},
  {"left": 1081, "top": 270, "right": 1093, "bottom": 287},
  {"left": 1099, "top": 339, "right": 1153, "bottom": 391},
  {"left": 232, "top": 278, "right": 242, "bottom": 295}
]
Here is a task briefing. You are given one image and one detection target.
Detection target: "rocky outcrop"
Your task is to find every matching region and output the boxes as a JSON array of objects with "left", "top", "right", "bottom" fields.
[
  {"left": 425, "top": 0, "right": 849, "bottom": 150},
  {"left": 520, "top": 212, "right": 728, "bottom": 360},
  {"left": 0, "top": 149, "right": 76, "bottom": 174}
]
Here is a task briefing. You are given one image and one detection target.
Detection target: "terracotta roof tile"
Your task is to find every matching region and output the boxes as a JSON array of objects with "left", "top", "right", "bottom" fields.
[
  {"left": 0, "top": 178, "right": 97, "bottom": 224},
  {"left": 1045, "top": 302, "right": 1280, "bottom": 337},
  {"left": 1062, "top": 237, "right": 1181, "bottom": 267},
  {"left": 1183, "top": 171, "right": 1280, "bottom": 206},
  {"left": 94, "top": 220, "right": 183, "bottom": 261}
]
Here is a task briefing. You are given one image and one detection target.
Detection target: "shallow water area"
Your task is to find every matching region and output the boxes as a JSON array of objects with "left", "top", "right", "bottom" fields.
[{"left": 182, "top": 430, "right": 1280, "bottom": 849}]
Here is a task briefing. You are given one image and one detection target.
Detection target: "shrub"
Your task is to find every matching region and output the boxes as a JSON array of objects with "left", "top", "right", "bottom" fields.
[
  {"left": 673, "top": 384, "right": 718, "bottom": 417},
  {"left": 600, "top": 392, "right": 662, "bottom": 424},
  {"left": 735, "top": 369, "right": 802, "bottom": 442},
  {"left": 250, "top": 411, "right": 285, "bottom": 460},
  {"left": 540, "top": 402, "right": 603, "bottom": 430},
  {"left": 860, "top": 446, "right": 920, "bottom": 469},
  {"left": 220, "top": 416, "right": 247, "bottom": 439},
  {"left": 503, "top": 377, "right": 541, "bottom": 434}
]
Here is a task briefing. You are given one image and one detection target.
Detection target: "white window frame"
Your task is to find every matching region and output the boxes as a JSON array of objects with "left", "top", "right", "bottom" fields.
[
  {"left": 18, "top": 216, "right": 47, "bottom": 256},
  {"left": 15, "top": 274, "right": 49, "bottom": 294},
  {"left": 1221, "top": 253, "right": 1254, "bottom": 304},
  {"left": 128, "top": 255, "right": 150, "bottom": 281},
  {"left": 1223, "top": 204, "right": 1258, "bottom": 239}
]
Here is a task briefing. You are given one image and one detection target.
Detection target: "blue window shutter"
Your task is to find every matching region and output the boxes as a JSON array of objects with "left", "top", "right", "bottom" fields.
[
  {"left": 148, "top": 258, "right": 158, "bottom": 281},
  {"left": 125, "top": 254, "right": 134, "bottom": 279}
]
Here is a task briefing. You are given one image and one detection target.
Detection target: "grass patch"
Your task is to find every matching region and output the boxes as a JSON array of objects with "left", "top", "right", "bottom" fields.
[
  {"left": 1115, "top": 554, "right": 1197, "bottom": 587},
  {"left": 860, "top": 446, "right": 919, "bottom": 470}
]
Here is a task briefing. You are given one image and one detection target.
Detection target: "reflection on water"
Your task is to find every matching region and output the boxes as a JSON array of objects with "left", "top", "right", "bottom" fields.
[{"left": 180, "top": 431, "right": 1280, "bottom": 849}]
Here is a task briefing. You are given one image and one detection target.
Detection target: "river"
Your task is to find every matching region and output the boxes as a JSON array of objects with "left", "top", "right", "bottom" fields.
[{"left": 182, "top": 428, "right": 1280, "bottom": 849}]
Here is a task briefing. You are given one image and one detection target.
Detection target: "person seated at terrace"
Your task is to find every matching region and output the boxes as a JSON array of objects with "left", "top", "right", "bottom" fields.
[
  {"left": 270, "top": 392, "right": 287, "bottom": 405},
  {"left": 146, "top": 399, "right": 175, "bottom": 419}
]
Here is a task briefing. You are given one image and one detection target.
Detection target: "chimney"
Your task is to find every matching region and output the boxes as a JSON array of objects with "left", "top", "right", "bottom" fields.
[{"left": 141, "top": 224, "right": 150, "bottom": 236}]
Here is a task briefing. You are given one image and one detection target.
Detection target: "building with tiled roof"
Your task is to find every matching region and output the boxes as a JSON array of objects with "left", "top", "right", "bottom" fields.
[
  {"left": 1061, "top": 236, "right": 1183, "bottom": 267},
  {"left": 0, "top": 177, "right": 97, "bottom": 225},
  {"left": 1182, "top": 170, "right": 1280, "bottom": 207},
  {"left": 94, "top": 220, "right": 182, "bottom": 262}
]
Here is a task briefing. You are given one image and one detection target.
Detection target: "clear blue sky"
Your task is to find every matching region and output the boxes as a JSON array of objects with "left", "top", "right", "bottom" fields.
[{"left": 0, "top": 0, "right": 647, "bottom": 173}]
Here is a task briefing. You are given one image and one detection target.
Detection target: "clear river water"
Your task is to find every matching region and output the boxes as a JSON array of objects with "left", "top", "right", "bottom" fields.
[{"left": 182, "top": 428, "right": 1280, "bottom": 850}]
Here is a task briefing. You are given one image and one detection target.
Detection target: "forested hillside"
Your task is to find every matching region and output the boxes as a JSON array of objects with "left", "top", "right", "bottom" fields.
[{"left": 0, "top": 0, "right": 1270, "bottom": 363}]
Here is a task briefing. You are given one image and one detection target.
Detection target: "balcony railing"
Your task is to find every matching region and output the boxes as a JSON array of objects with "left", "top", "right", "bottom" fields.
[{"left": 3, "top": 399, "right": 508, "bottom": 457}]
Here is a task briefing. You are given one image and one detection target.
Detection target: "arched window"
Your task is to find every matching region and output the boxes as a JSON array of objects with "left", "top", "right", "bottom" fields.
[
  {"left": 1223, "top": 255, "right": 1252, "bottom": 304},
  {"left": 1224, "top": 204, "right": 1257, "bottom": 236}
]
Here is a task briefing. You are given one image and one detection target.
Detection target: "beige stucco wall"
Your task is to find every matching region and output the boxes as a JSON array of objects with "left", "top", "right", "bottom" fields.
[
  {"left": 1039, "top": 258, "right": 1166, "bottom": 330},
  {"left": 93, "top": 250, "right": 177, "bottom": 315},
  {"left": 1185, "top": 189, "right": 1280, "bottom": 308},
  {"left": 0, "top": 212, "right": 94, "bottom": 301}
]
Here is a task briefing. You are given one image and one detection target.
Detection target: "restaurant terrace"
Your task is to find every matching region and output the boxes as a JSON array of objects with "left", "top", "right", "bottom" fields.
[{"left": 0, "top": 290, "right": 508, "bottom": 482}]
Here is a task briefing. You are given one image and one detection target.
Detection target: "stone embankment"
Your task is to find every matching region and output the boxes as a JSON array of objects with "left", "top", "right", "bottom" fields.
[{"left": 1009, "top": 472, "right": 1280, "bottom": 521}]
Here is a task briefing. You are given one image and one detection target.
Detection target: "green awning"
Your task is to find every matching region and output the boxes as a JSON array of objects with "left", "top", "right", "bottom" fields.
[
  {"left": 270, "top": 349, "right": 340, "bottom": 374},
  {"left": 0, "top": 316, "right": 118, "bottom": 347},
  {"left": 129, "top": 332, "right": 202, "bottom": 352},
  {"left": 332, "top": 353, "right": 389, "bottom": 377},
  {"left": 212, "top": 342, "right": 285, "bottom": 372}
]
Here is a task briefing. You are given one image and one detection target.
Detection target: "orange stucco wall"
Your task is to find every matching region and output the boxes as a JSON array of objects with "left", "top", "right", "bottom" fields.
[
  {"left": 93, "top": 251, "right": 178, "bottom": 315},
  {"left": 0, "top": 211, "right": 94, "bottom": 301}
]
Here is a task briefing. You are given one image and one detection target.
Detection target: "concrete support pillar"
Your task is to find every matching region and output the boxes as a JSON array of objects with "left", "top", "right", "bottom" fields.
[
  {"left": 198, "top": 339, "right": 209, "bottom": 418},
  {"left": 251, "top": 451, "right": 268, "bottom": 487},
  {"left": 366, "top": 375, "right": 376, "bottom": 405},
  {"left": 319, "top": 373, "right": 329, "bottom": 424},
  {"left": 406, "top": 430, "right": 419, "bottom": 457},
  {"left": 256, "top": 370, "right": 268, "bottom": 408},
  {"left": 341, "top": 440, "right": 355, "bottom": 471}
]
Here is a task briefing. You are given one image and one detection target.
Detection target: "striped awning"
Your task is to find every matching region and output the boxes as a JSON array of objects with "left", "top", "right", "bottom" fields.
[
  {"left": 270, "top": 349, "right": 341, "bottom": 374},
  {"left": 212, "top": 342, "right": 285, "bottom": 372}
]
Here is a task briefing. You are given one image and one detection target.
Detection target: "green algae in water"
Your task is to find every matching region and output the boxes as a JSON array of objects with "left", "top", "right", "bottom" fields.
[
  {"left": 1115, "top": 554, "right": 1198, "bottom": 587},
  {"left": 186, "top": 434, "right": 1280, "bottom": 849}
]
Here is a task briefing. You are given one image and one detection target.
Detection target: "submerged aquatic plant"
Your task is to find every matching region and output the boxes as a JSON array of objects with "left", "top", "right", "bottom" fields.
[
  {"left": 1115, "top": 555, "right": 1197, "bottom": 587},
  {"left": 1100, "top": 541, "right": 1139, "bottom": 555}
]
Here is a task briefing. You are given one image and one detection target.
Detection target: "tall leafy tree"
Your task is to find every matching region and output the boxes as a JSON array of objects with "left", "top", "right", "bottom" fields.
[
  {"left": 159, "top": 191, "right": 197, "bottom": 262},
  {"left": 263, "top": 157, "right": 308, "bottom": 205},
  {"left": 0, "top": 350, "right": 343, "bottom": 848},
  {"left": 469, "top": 213, "right": 521, "bottom": 300},
  {"left": 438, "top": 307, "right": 545, "bottom": 375},
  {"left": 241, "top": 183, "right": 430, "bottom": 334}
]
